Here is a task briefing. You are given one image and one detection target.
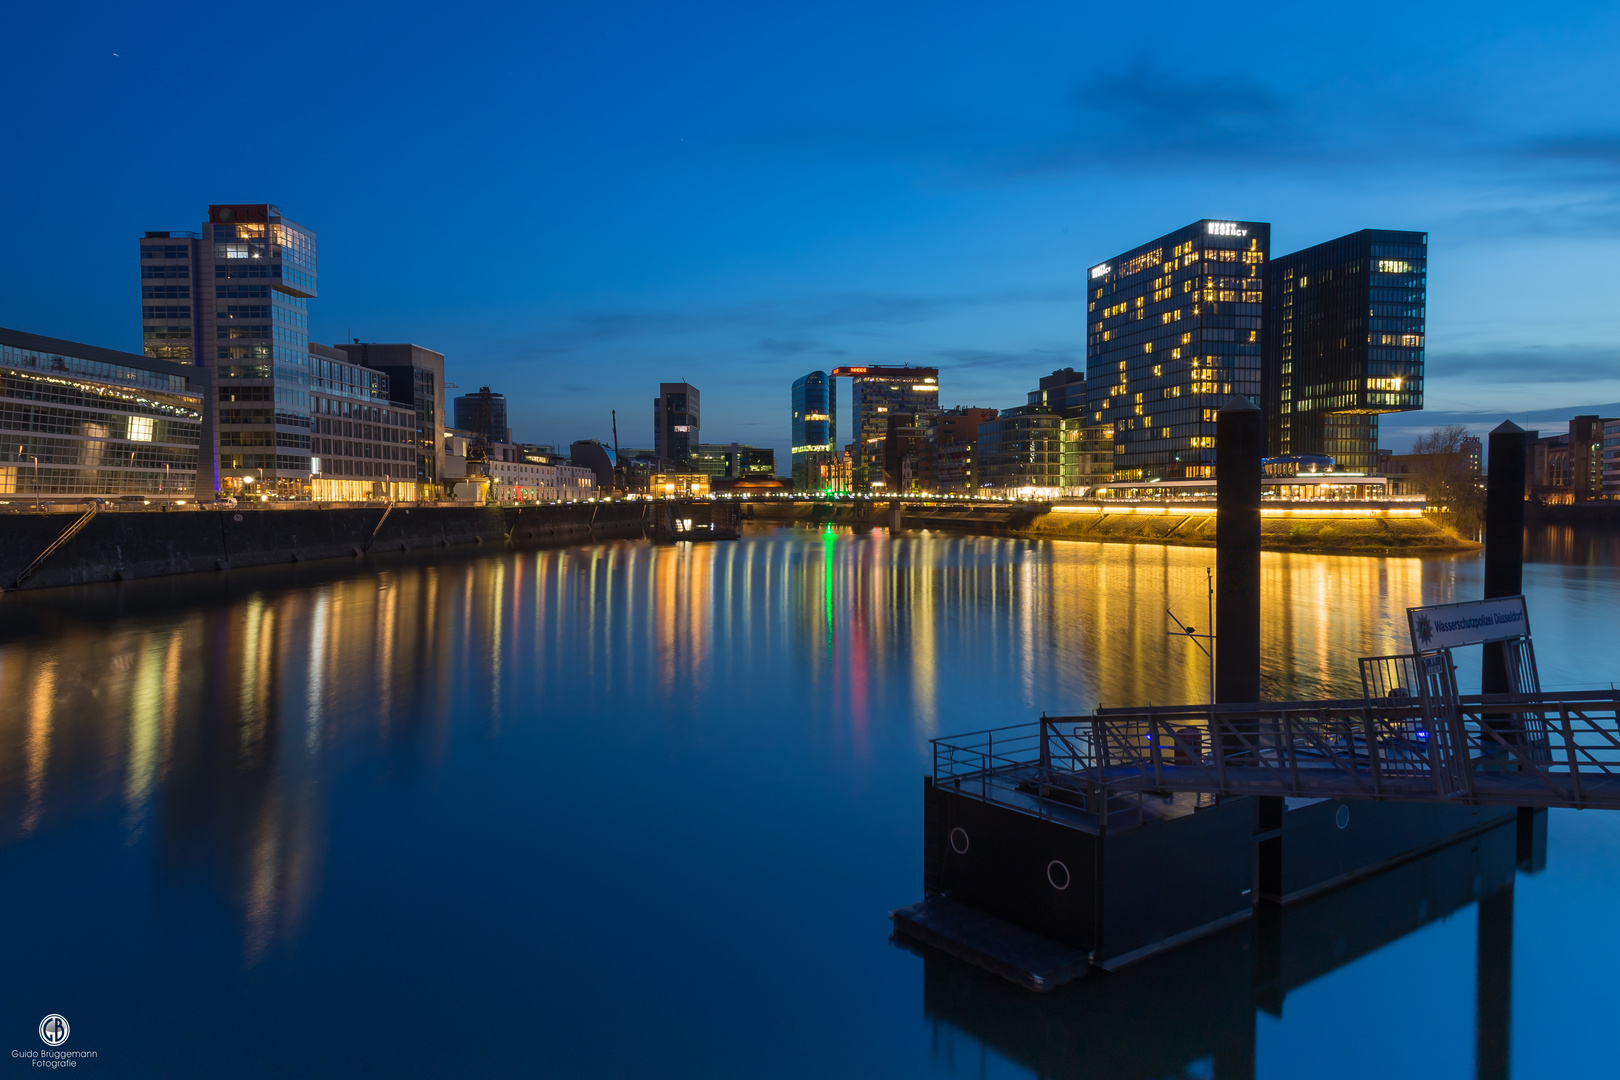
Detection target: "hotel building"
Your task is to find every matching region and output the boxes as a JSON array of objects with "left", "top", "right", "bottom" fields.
[
  {"left": 1262, "top": 230, "right": 1427, "bottom": 472},
  {"left": 831, "top": 365, "right": 940, "bottom": 489},
  {"left": 1085, "top": 220, "right": 1270, "bottom": 481}
]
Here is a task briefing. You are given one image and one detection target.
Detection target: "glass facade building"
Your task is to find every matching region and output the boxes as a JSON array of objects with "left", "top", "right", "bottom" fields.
[
  {"left": 1086, "top": 220, "right": 1269, "bottom": 481},
  {"left": 140, "top": 204, "right": 318, "bottom": 497},
  {"left": 691, "top": 443, "right": 777, "bottom": 479},
  {"left": 654, "top": 382, "right": 700, "bottom": 468},
  {"left": 1263, "top": 230, "right": 1426, "bottom": 472},
  {"left": 335, "top": 343, "right": 446, "bottom": 497},
  {"left": 1, "top": 326, "right": 208, "bottom": 498},
  {"left": 305, "top": 343, "right": 420, "bottom": 501},
  {"left": 790, "top": 370, "right": 836, "bottom": 491},
  {"left": 974, "top": 405, "right": 1063, "bottom": 493},
  {"left": 831, "top": 365, "right": 940, "bottom": 489}
]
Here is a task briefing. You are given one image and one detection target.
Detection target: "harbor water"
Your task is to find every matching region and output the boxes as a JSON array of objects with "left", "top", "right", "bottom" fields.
[{"left": 0, "top": 524, "right": 1617, "bottom": 1078}]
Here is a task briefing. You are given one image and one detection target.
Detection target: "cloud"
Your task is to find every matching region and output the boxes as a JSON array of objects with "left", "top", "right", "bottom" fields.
[
  {"left": 493, "top": 286, "right": 1089, "bottom": 357},
  {"left": 936, "top": 347, "right": 1083, "bottom": 372},
  {"left": 1426, "top": 346, "right": 1620, "bottom": 384}
]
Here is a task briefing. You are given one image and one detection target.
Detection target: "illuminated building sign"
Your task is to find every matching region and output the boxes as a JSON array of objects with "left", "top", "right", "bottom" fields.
[
  {"left": 1090, "top": 264, "right": 1111, "bottom": 279},
  {"left": 1206, "top": 221, "right": 1249, "bottom": 237},
  {"left": 792, "top": 444, "right": 833, "bottom": 454},
  {"left": 910, "top": 385, "right": 938, "bottom": 392}
]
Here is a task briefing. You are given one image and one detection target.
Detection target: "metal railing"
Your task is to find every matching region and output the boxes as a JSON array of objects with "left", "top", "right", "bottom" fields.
[{"left": 933, "top": 689, "right": 1620, "bottom": 815}]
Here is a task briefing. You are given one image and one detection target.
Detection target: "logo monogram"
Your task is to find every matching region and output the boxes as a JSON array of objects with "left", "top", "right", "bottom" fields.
[{"left": 39, "top": 1015, "right": 69, "bottom": 1047}]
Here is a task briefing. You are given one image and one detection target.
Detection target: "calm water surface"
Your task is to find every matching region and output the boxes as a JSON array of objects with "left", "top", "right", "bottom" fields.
[{"left": 1, "top": 525, "right": 1617, "bottom": 1078}]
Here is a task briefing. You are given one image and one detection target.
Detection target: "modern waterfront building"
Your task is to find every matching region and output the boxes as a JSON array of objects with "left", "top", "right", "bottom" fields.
[
  {"left": 930, "top": 406, "right": 999, "bottom": 493},
  {"left": 831, "top": 365, "right": 940, "bottom": 489},
  {"left": 1263, "top": 230, "right": 1427, "bottom": 472},
  {"left": 1605, "top": 419, "right": 1620, "bottom": 498},
  {"left": 975, "top": 405, "right": 1064, "bottom": 494},
  {"left": 791, "top": 371, "right": 837, "bottom": 491},
  {"left": 654, "top": 383, "right": 700, "bottom": 469},
  {"left": 453, "top": 388, "right": 510, "bottom": 444},
  {"left": 1, "top": 326, "right": 211, "bottom": 499},
  {"left": 334, "top": 342, "right": 446, "bottom": 497},
  {"left": 1086, "top": 220, "right": 1270, "bottom": 481},
  {"left": 140, "top": 204, "right": 318, "bottom": 497},
  {"left": 306, "top": 343, "right": 419, "bottom": 501},
  {"left": 691, "top": 443, "right": 776, "bottom": 480}
]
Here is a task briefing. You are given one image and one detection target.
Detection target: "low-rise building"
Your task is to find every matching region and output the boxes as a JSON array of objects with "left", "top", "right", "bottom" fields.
[
  {"left": 441, "top": 430, "right": 597, "bottom": 502},
  {"left": 1, "top": 326, "right": 211, "bottom": 501}
]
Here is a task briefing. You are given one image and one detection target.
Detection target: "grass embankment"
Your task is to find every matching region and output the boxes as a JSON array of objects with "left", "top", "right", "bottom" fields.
[{"left": 751, "top": 502, "right": 1478, "bottom": 554}]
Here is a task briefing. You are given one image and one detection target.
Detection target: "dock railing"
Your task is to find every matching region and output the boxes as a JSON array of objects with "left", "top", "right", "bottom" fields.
[{"left": 933, "top": 688, "right": 1620, "bottom": 815}]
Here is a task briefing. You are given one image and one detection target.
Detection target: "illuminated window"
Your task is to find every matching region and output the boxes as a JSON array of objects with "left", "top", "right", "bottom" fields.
[
  {"left": 128, "top": 416, "right": 155, "bottom": 442},
  {"left": 1152, "top": 364, "right": 1162, "bottom": 376}
]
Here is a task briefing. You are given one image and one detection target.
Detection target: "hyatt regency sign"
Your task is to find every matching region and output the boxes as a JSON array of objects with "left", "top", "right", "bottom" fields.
[{"left": 1407, "top": 596, "right": 1530, "bottom": 653}]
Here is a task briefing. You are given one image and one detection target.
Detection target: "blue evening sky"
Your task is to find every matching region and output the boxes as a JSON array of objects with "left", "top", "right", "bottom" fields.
[{"left": 3, "top": 0, "right": 1618, "bottom": 463}]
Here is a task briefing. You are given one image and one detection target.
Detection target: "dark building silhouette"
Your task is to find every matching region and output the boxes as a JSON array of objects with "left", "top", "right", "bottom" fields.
[
  {"left": 653, "top": 382, "right": 700, "bottom": 468},
  {"left": 1263, "top": 230, "right": 1427, "bottom": 473},
  {"left": 569, "top": 440, "right": 616, "bottom": 491},
  {"left": 453, "top": 388, "right": 510, "bottom": 444}
]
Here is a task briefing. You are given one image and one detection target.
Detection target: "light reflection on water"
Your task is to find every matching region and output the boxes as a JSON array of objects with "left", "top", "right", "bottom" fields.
[{"left": 0, "top": 524, "right": 1615, "bottom": 1078}]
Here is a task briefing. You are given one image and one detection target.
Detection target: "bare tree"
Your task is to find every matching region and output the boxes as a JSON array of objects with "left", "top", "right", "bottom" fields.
[
  {"left": 1411, "top": 424, "right": 1470, "bottom": 456},
  {"left": 1409, "top": 425, "right": 1484, "bottom": 535}
]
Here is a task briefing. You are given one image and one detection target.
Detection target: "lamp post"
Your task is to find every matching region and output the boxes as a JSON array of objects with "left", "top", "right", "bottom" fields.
[{"left": 31, "top": 455, "right": 40, "bottom": 512}]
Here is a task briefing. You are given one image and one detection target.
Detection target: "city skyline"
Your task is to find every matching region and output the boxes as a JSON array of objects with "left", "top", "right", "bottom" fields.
[{"left": 5, "top": 1, "right": 1620, "bottom": 469}]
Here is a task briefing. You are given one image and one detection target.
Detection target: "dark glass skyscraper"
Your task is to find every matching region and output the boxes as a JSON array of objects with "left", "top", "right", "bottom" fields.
[
  {"left": 1262, "top": 230, "right": 1427, "bottom": 472},
  {"left": 654, "top": 382, "right": 700, "bottom": 468},
  {"left": 1085, "top": 220, "right": 1270, "bottom": 481},
  {"left": 791, "top": 370, "right": 836, "bottom": 491}
]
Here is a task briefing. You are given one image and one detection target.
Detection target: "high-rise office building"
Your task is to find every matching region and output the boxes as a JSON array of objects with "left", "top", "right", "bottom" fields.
[
  {"left": 335, "top": 342, "right": 446, "bottom": 496},
  {"left": 1086, "top": 220, "right": 1270, "bottom": 481},
  {"left": 1263, "top": 230, "right": 1427, "bottom": 472},
  {"left": 140, "top": 204, "right": 317, "bottom": 497},
  {"left": 830, "top": 365, "right": 940, "bottom": 488},
  {"left": 654, "top": 382, "right": 700, "bottom": 468},
  {"left": 791, "top": 370, "right": 836, "bottom": 491},
  {"left": 453, "top": 388, "right": 510, "bottom": 444}
]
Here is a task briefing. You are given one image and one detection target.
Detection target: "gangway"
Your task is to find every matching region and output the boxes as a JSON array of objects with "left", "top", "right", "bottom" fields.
[{"left": 934, "top": 594, "right": 1620, "bottom": 814}]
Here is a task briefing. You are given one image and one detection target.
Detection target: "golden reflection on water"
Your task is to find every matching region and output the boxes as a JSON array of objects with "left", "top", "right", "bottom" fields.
[{"left": 0, "top": 527, "right": 1476, "bottom": 957}]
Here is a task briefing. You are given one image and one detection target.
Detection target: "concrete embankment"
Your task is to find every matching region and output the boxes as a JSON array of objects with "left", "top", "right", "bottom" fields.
[
  {"left": 1526, "top": 501, "right": 1620, "bottom": 525},
  {"left": 751, "top": 500, "right": 1477, "bottom": 554},
  {"left": 0, "top": 502, "right": 646, "bottom": 591}
]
